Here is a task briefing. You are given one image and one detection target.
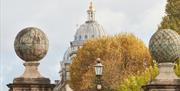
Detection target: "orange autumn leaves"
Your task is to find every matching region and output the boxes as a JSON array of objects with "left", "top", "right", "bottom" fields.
[{"left": 69, "top": 33, "right": 152, "bottom": 91}]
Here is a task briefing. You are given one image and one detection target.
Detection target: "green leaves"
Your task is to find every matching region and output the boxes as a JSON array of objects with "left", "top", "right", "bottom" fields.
[
  {"left": 159, "top": 0, "right": 180, "bottom": 34},
  {"left": 175, "top": 58, "right": 180, "bottom": 77},
  {"left": 117, "top": 61, "right": 158, "bottom": 91}
]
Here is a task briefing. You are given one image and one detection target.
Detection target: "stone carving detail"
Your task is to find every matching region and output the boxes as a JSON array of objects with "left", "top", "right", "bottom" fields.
[
  {"left": 14, "top": 27, "right": 49, "bottom": 62},
  {"left": 149, "top": 29, "right": 180, "bottom": 63},
  {"left": 142, "top": 29, "right": 180, "bottom": 91}
]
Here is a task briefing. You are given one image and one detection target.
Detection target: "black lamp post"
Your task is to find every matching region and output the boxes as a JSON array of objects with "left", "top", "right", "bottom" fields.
[{"left": 94, "top": 58, "right": 104, "bottom": 91}]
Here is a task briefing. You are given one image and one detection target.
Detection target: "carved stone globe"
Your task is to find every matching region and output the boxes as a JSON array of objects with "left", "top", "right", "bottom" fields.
[
  {"left": 14, "top": 27, "right": 49, "bottom": 62},
  {"left": 149, "top": 29, "right": 180, "bottom": 63}
]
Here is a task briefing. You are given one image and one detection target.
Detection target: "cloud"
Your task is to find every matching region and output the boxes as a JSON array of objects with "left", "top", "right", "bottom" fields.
[
  {"left": 127, "top": 0, "right": 166, "bottom": 45},
  {"left": 97, "top": 8, "right": 127, "bottom": 35}
]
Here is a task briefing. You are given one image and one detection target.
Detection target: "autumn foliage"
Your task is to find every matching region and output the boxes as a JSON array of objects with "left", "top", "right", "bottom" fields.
[
  {"left": 117, "top": 61, "right": 158, "bottom": 91},
  {"left": 175, "top": 58, "right": 180, "bottom": 77},
  {"left": 69, "top": 33, "right": 152, "bottom": 91},
  {"left": 159, "top": 0, "right": 180, "bottom": 34}
]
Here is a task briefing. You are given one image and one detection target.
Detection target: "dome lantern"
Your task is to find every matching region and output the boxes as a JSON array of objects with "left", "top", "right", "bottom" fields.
[
  {"left": 87, "top": 0, "right": 96, "bottom": 22},
  {"left": 71, "top": 0, "right": 106, "bottom": 47}
]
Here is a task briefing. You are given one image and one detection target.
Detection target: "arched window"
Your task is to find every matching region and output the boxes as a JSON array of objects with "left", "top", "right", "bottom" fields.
[
  {"left": 79, "top": 35, "right": 81, "bottom": 40},
  {"left": 75, "top": 36, "right": 77, "bottom": 40},
  {"left": 85, "top": 35, "right": 88, "bottom": 39}
]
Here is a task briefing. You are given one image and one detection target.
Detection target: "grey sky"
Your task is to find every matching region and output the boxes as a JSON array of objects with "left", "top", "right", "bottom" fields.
[{"left": 1, "top": 0, "right": 166, "bottom": 90}]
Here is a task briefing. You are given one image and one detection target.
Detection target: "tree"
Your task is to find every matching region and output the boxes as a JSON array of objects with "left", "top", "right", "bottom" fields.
[
  {"left": 117, "top": 61, "right": 158, "bottom": 91},
  {"left": 175, "top": 58, "right": 180, "bottom": 77},
  {"left": 69, "top": 33, "right": 152, "bottom": 91},
  {"left": 159, "top": 0, "right": 180, "bottom": 34}
]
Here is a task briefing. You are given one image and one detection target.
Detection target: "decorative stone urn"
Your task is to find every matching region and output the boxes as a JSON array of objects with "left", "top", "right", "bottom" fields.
[
  {"left": 7, "top": 27, "right": 55, "bottom": 91},
  {"left": 142, "top": 29, "right": 180, "bottom": 91}
]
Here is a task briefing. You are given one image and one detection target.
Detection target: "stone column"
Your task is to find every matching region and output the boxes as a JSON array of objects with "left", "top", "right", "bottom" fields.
[
  {"left": 142, "top": 63, "right": 180, "bottom": 91},
  {"left": 7, "top": 27, "right": 55, "bottom": 91},
  {"left": 142, "top": 29, "right": 180, "bottom": 91}
]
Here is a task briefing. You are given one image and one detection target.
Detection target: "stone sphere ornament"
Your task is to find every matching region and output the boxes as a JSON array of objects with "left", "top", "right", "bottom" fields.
[
  {"left": 149, "top": 29, "right": 180, "bottom": 63},
  {"left": 14, "top": 27, "right": 49, "bottom": 62}
]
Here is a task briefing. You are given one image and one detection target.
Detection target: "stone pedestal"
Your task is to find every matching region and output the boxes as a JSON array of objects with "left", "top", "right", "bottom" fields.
[
  {"left": 7, "top": 83, "right": 55, "bottom": 91},
  {"left": 7, "top": 62, "right": 55, "bottom": 91},
  {"left": 142, "top": 63, "right": 180, "bottom": 91},
  {"left": 8, "top": 27, "right": 55, "bottom": 91}
]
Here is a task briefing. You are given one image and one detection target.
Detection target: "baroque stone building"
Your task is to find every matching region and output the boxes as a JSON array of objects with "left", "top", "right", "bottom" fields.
[{"left": 53, "top": 1, "right": 106, "bottom": 91}]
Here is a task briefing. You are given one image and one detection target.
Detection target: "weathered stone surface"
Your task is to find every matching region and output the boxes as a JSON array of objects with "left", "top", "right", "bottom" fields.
[
  {"left": 155, "top": 63, "right": 179, "bottom": 80},
  {"left": 20, "top": 62, "right": 43, "bottom": 78},
  {"left": 7, "top": 27, "right": 54, "bottom": 91},
  {"left": 142, "top": 85, "right": 180, "bottom": 91},
  {"left": 142, "top": 62, "right": 180, "bottom": 91},
  {"left": 143, "top": 29, "right": 180, "bottom": 91},
  {"left": 14, "top": 27, "right": 49, "bottom": 62},
  {"left": 13, "top": 77, "right": 50, "bottom": 84},
  {"left": 149, "top": 29, "right": 180, "bottom": 63},
  {"left": 12, "top": 62, "right": 50, "bottom": 84},
  {"left": 7, "top": 83, "right": 55, "bottom": 91}
]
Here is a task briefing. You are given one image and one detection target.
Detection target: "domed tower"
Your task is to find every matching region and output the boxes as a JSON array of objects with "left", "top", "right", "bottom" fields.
[
  {"left": 54, "top": 1, "right": 106, "bottom": 91},
  {"left": 68, "top": 1, "right": 106, "bottom": 62}
]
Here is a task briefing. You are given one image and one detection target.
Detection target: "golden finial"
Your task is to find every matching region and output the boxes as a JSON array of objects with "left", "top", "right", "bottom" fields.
[
  {"left": 87, "top": 0, "right": 95, "bottom": 21},
  {"left": 89, "top": 1, "right": 93, "bottom": 11}
]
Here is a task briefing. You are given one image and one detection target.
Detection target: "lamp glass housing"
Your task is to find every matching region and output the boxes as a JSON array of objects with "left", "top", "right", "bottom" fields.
[{"left": 94, "top": 62, "right": 103, "bottom": 76}]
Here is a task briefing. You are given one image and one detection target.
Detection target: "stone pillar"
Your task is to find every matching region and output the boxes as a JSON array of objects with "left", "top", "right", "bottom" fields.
[
  {"left": 7, "top": 27, "right": 55, "bottom": 91},
  {"left": 142, "top": 63, "right": 180, "bottom": 91},
  {"left": 142, "top": 29, "right": 180, "bottom": 91},
  {"left": 7, "top": 62, "right": 55, "bottom": 91}
]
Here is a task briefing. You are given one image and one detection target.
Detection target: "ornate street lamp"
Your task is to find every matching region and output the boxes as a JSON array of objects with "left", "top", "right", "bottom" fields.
[{"left": 94, "top": 58, "right": 104, "bottom": 91}]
